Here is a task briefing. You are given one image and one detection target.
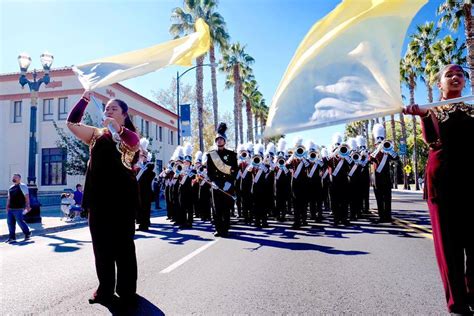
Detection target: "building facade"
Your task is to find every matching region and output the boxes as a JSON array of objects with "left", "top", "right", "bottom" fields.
[{"left": 0, "top": 67, "right": 177, "bottom": 193}]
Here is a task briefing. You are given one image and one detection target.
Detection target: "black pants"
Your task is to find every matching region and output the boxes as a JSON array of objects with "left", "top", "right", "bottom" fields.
[
  {"left": 89, "top": 208, "right": 137, "bottom": 298},
  {"left": 212, "top": 189, "right": 232, "bottom": 235},
  {"left": 275, "top": 195, "right": 289, "bottom": 220},
  {"left": 373, "top": 185, "right": 392, "bottom": 221},
  {"left": 330, "top": 183, "right": 349, "bottom": 224},
  {"left": 137, "top": 202, "right": 151, "bottom": 229}
]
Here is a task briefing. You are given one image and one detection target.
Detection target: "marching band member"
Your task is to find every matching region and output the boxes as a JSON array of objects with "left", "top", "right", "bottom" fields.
[
  {"left": 67, "top": 92, "right": 140, "bottom": 305},
  {"left": 192, "top": 151, "right": 203, "bottom": 219},
  {"left": 178, "top": 143, "right": 195, "bottom": 229},
  {"left": 356, "top": 135, "right": 371, "bottom": 215},
  {"left": 240, "top": 142, "right": 255, "bottom": 224},
  {"left": 136, "top": 138, "right": 156, "bottom": 232},
  {"left": 320, "top": 147, "right": 331, "bottom": 214},
  {"left": 347, "top": 137, "right": 362, "bottom": 220},
  {"left": 251, "top": 144, "right": 269, "bottom": 228},
  {"left": 370, "top": 124, "right": 398, "bottom": 223},
  {"left": 404, "top": 64, "right": 474, "bottom": 314},
  {"left": 306, "top": 140, "right": 324, "bottom": 222},
  {"left": 289, "top": 137, "right": 308, "bottom": 228},
  {"left": 206, "top": 123, "right": 238, "bottom": 237},
  {"left": 264, "top": 142, "right": 276, "bottom": 219},
  {"left": 160, "top": 157, "right": 175, "bottom": 221},
  {"left": 197, "top": 153, "right": 212, "bottom": 221},
  {"left": 235, "top": 144, "right": 248, "bottom": 219},
  {"left": 274, "top": 138, "right": 291, "bottom": 222},
  {"left": 327, "top": 133, "right": 351, "bottom": 226},
  {"left": 171, "top": 146, "right": 184, "bottom": 226}
]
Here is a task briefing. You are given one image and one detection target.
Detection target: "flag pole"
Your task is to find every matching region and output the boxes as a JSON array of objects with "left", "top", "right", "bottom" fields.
[{"left": 417, "top": 95, "right": 474, "bottom": 109}]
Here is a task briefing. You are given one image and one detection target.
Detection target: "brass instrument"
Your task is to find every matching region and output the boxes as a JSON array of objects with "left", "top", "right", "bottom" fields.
[
  {"left": 294, "top": 146, "right": 306, "bottom": 159},
  {"left": 308, "top": 151, "right": 318, "bottom": 162},
  {"left": 240, "top": 151, "right": 248, "bottom": 159},
  {"left": 350, "top": 151, "right": 361, "bottom": 162},
  {"left": 337, "top": 144, "right": 350, "bottom": 157},
  {"left": 277, "top": 157, "right": 286, "bottom": 167},
  {"left": 382, "top": 140, "right": 394, "bottom": 153},
  {"left": 252, "top": 155, "right": 262, "bottom": 167}
]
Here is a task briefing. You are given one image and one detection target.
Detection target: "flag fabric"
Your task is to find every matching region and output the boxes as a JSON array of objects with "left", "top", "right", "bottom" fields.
[
  {"left": 264, "top": 0, "right": 427, "bottom": 137},
  {"left": 73, "top": 18, "right": 210, "bottom": 91}
]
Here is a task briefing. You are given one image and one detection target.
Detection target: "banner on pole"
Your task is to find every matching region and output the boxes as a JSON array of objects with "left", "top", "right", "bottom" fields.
[{"left": 180, "top": 104, "right": 191, "bottom": 137}]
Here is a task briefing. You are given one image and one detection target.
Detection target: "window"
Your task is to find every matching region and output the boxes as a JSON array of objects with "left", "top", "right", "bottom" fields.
[
  {"left": 144, "top": 120, "right": 149, "bottom": 138},
  {"left": 58, "top": 98, "right": 68, "bottom": 120},
  {"left": 159, "top": 126, "right": 163, "bottom": 142},
  {"left": 170, "top": 130, "right": 174, "bottom": 145},
  {"left": 42, "top": 99, "right": 54, "bottom": 121},
  {"left": 13, "top": 101, "right": 22, "bottom": 123},
  {"left": 41, "top": 148, "right": 67, "bottom": 185}
]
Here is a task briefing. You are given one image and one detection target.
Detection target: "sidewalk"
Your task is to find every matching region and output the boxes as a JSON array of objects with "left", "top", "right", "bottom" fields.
[
  {"left": 0, "top": 199, "right": 167, "bottom": 241},
  {"left": 393, "top": 184, "right": 424, "bottom": 194}
]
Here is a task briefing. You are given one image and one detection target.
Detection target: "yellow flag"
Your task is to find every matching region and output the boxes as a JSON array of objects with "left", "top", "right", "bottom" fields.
[
  {"left": 265, "top": 0, "right": 427, "bottom": 137},
  {"left": 73, "top": 18, "right": 211, "bottom": 90}
]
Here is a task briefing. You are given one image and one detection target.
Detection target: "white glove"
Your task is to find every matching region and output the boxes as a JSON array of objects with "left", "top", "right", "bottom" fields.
[
  {"left": 223, "top": 182, "right": 231, "bottom": 191},
  {"left": 211, "top": 182, "right": 219, "bottom": 190}
]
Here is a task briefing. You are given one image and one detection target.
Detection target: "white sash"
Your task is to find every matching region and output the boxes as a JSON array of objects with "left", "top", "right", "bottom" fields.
[
  {"left": 308, "top": 163, "right": 318, "bottom": 178},
  {"left": 254, "top": 169, "right": 263, "bottom": 183},
  {"left": 236, "top": 170, "right": 242, "bottom": 180},
  {"left": 293, "top": 161, "right": 304, "bottom": 178},
  {"left": 332, "top": 159, "right": 344, "bottom": 177},
  {"left": 376, "top": 154, "right": 388, "bottom": 173},
  {"left": 136, "top": 166, "right": 146, "bottom": 180},
  {"left": 200, "top": 179, "right": 206, "bottom": 186},
  {"left": 180, "top": 175, "right": 188, "bottom": 185},
  {"left": 322, "top": 169, "right": 329, "bottom": 179},
  {"left": 242, "top": 167, "right": 250, "bottom": 179},
  {"left": 349, "top": 164, "right": 358, "bottom": 177},
  {"left": 276, "top": 169, "right": 282, "bottom": 180}
]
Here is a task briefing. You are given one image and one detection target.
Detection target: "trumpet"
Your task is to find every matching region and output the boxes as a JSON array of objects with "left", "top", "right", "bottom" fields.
[
  {"left": 252, "top": 155, "right": 262, "bottom": 167},
  {"left": 308, "top": 151, "right": 318, "bottom": 161},
  {"left": 239, "top": 151, "right": 249, "bottom": 160},
  {"left": 350, "top": 151, "right": 361, "bottom": 162},
  {"left": 294, "top": 146, "right": 306, "bottom": 159},
  {"left": 337, "top": 144, "right": 350, "bottom": 157},
  {"left": 382, "top": 140, "right": 394, "bottom": 152},
  {"left": 276, "top": 157, "right": 286, "bottom": 167}
]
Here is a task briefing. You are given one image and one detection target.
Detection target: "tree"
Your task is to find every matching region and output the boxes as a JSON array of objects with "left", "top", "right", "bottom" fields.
[
  {"left": 437, "top": 0, "right": 474, "bottom": 93},
  {"left": 152, "top": 77, "right": 194, "bottom": 112},
  {"left": 220, "top": 42, "right": 255, "bottom": 147},
  {"left": 53, "top": 113, "right": 98, "bottom": 175},
  {"left": 344, "top": 120, "right": 365, "bottom": 139}
]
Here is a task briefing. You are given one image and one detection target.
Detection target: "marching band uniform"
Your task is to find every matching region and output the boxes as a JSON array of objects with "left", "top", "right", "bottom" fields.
[
  {"left": 289, "top": 137, "right": 309, "bottom": 228},
  {"left": 206, "top": 123, "right": 238, "bottom": 237},
  {"left": 320, "top": 147, "right": 331, "bottom": 213},
  {"left": 327, "top": 133, "right": 351, "bottom": 226},
  {"left": 171, "top": 147, "right": 184, "bottom": 225},
  {"left": 370, "top": 124, "right": 398, "bottom": 223},
  {"left": 274, "top": 138, "right": 291, "bottom": 222},
  {"left": 178, "top": 143, "right": 195, "bottom": 229},
  {"left": 235, "top": 144, "right": 247, "bottom": 219},
  {"left": 160, "top": 161, "right": 175, "bottom": 221},
  {"left": 420, "top": 101, "right": 474, "bottom": 313},
  {"left": 192, "top": 151, "right": 203, "bottom": 219},
  {"left": 136, "top": 139, "right": 156, "bottom": 232},
  {"left": 251, "top": 144, "right": 269, "bottom": 228},
  {"left": 356, "top": 136, "right": 371, "bottom": 215},
  {"left": 347, "top": 138, "right": 362, "bottom": 220},
  {"left": 264, "top": 143, "right": 276, "bottom": 219},
  {"left": 197, "top": 154, "right": 212, "bottom": 221},
  {"left": 306, "top": 140, "right": 324, "bottom": 222},
  {"left": 240, "top": 143, "right": 254, "bottom": 224}
]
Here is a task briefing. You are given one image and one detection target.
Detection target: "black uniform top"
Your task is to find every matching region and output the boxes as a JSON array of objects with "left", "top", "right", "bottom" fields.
[{"left": 206, "top": 148, "right": 238, "bottom": 191}]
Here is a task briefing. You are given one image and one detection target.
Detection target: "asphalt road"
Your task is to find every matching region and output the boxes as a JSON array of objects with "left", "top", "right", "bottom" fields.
[{"left": 0, "top": 190, "right": 448, "bottom": 315}]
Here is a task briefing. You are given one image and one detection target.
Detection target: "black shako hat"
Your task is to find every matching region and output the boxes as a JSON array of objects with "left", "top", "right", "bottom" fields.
[{"left": 215, "top": 122, "right": 228, "bottom": 143}]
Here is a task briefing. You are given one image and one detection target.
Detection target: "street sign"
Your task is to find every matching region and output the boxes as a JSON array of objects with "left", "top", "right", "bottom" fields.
[
  {"left": 404, "top": 164, "right": 412, "bottom": 174},
  {"left": 180, "top": 104, "right": 191, "bottom": 137},
  {"left": 399, "top": 143, "right": 407, "bottom": 156}
]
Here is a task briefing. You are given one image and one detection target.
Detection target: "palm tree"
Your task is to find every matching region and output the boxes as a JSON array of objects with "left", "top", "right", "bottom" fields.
[
  {"left": 242, "top": 77, "right": 262, "bottom": 143},
  {"left": 437, "top": 0, "right": 474, "bottom": 93},
  {"left": 400, "top": 56, "right": 417, "bottom": 189},
  {"left": 427, "top": 35, "right": 467, "bottom": 86},
  {"left": 170, "top": 1, "right": 206, "bottom": 151},
  {"left": 220, "top": 42, "right": 255, "bottom": 146},
  {"left": 259, "top": 99, "right": 269, "bottom": 139}
]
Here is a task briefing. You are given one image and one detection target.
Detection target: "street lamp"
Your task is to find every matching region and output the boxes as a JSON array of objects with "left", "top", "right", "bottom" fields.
[
  {"left": 17, "top": 51, "right": 54, "bottom": 223},
  {"left": 176, "top": 63, "right": 217, "bottom": 146}
]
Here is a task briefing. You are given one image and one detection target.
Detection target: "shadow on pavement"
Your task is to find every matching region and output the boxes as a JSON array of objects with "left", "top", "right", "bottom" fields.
[
  {"left": 105, "top": 295, "right": 165, "bottom": 316},
  {"left": 43, "top": 234, "right": 92, "bottom": 252}
]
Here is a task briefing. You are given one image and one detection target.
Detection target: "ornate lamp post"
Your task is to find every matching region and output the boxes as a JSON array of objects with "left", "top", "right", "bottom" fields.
[{"left": 17, "top": 52, "right": 54, "bottom": 223}]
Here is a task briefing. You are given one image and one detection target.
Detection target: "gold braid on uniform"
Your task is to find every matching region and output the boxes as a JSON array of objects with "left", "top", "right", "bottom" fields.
[
  {"left": 431, "top": 102, "right": 474, "bottom": 123},
  {"left": 117, "top": 141, "right": 139, "bottom": 170}
]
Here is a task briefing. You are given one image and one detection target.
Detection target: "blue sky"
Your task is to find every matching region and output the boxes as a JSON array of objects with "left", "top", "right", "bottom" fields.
[{"left": 0, "top": 0, "right": 465, "bottom": 149}]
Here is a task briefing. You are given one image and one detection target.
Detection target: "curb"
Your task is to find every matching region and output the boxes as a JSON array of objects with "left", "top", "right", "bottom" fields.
[
  {"left": 0, "top": 209, "right": 167, "bottom": 242},
  {"left": 392, "top": 189, "right": 423, "bottom": 194}
]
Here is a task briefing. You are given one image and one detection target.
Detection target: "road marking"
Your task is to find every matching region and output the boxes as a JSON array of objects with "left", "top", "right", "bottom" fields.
[
  {"left": 370, "top": 210, "right": 433, "bottom": 240},
  {"left": 160, "top": 239, "right": 219, "bottom": 274}
]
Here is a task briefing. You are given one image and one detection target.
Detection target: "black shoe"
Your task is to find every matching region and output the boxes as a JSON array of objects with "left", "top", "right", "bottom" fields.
[
  {"left": 5, "top": 238, "right": 16, "bottom": 243},
  {"left": 214, "top": 232, "right": 221, "bottom": 237},
  {"left": 119, "top": 294, "right": 138, "bottom": 308},
  {"left": 24, "top": 232, "right": 31, "bottom": 241},
  {"left": 88, "top": 292, "right": 116, "bottom": 306}
]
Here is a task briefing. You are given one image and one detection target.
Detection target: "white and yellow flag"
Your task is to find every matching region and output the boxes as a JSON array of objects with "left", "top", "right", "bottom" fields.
[
  {"left": 73, "top": 18, "right": 210, "bottom": 91},
  {"left": 265, "top": 0, "right": 427, "bottom": 136}
]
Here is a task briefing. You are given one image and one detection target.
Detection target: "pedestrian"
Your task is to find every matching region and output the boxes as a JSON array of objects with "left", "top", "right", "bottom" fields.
[
  {"left": 71, "top": 184, "right": 84, "bottom": 220},
  {"left": 403, "top": 64, "right": 474, "bottom": 314},
  {"left": 67, "top": 91, "right": 140, "bottom": 306},
  {"left": 206, "top": 122, "right": 238, "bottom": 237},
  {"left": 5, "top": 174, "right": 31, "bottom": 243}
]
